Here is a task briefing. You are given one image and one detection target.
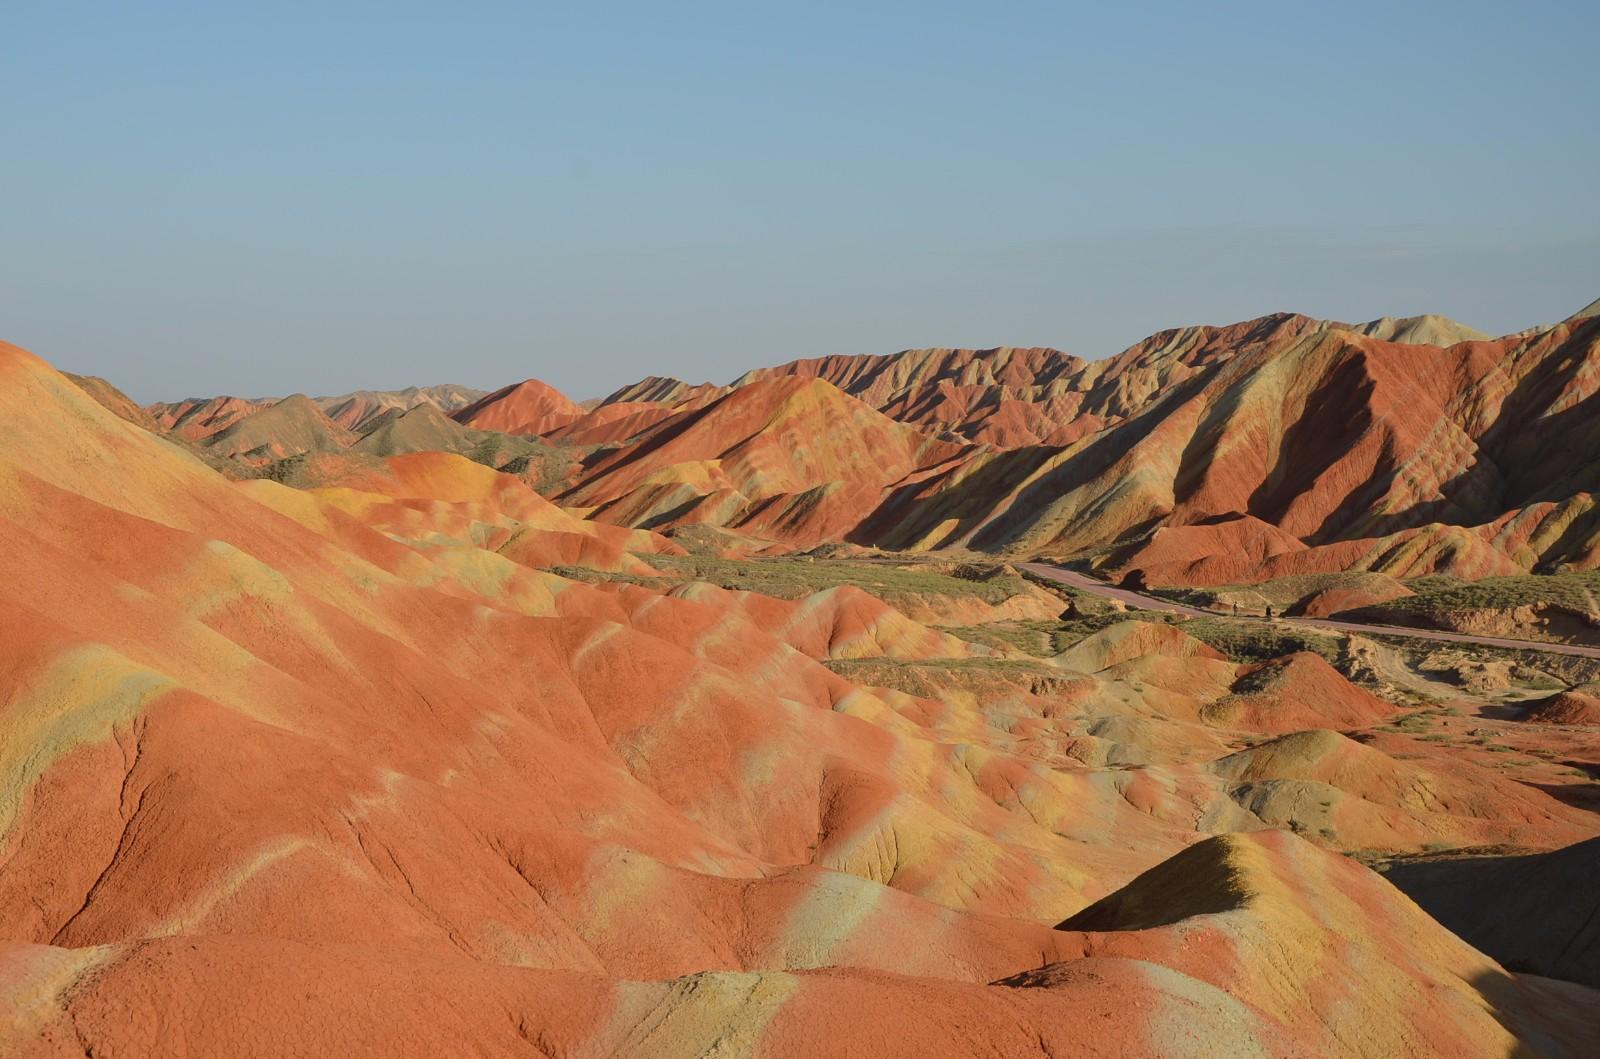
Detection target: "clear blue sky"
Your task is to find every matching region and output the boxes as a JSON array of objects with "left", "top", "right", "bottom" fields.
[{"left": 3, "top": 1, "right": 1597, "bottom": 401}]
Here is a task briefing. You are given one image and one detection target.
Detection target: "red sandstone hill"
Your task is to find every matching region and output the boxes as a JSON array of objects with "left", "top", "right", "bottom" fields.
[
  {"left": 733, "top": 346, "right": 1091, "bottom": 447},
  {"left": 453, "top": 377, "right": 585, "bottom": 435},
  {"left": 649, "top": 305, "right": 1596, "bottom": 585},
  {"left": 150, "top": 392, "right": 271, "bottom": 439},
  {"left": 557, "top": 376, "right": 967, "bottom": 546},
  {"left": 728, "top": 316, "right": 1339, "bottom": 449},
  {"left": 139, "top": 300, "right": 1600, "bottom": 586},
  {"left": 543, "top": 400, "right": 682, "bottom": 446},
  {"left": 6, "top": 338, "right": 1600, "bottom": 1054},
  {"left": 600, "top": 373, "right": 730, "bottom": 408},
  {"left": 850, "top": 306, "right": 1600, "bottom": 583}
]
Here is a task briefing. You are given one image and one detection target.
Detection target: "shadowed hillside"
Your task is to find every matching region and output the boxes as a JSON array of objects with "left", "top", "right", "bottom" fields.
[{"left": 5, "top": 333, "right": 1597, "bottom": 1054}]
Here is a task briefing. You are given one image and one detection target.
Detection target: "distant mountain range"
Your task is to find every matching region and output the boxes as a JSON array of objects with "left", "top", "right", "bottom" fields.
[
  {"left": 148, "top": 382, "right": 487, "bottom": 438},
  {"left": 125, "top": 300, "right": 1600, "bottom": 593}
]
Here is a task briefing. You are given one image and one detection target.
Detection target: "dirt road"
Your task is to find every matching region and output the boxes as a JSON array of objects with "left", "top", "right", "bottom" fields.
[{"left": 1021, "top": 563, "right": 1600, "bottom": 661}]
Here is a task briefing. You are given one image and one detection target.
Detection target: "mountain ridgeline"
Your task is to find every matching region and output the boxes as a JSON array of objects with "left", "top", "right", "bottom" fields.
[{"left": 135, "top": 301, "right": 1600, "bottom": 592}]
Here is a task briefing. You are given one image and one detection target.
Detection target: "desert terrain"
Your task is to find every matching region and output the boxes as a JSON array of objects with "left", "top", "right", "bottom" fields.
[{"left": 4, "top": 302, "right": 1600, "bottom": 1055}]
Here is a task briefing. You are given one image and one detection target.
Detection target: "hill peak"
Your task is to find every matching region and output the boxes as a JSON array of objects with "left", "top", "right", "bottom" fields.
[
  {"left": 1348, "top": 313, "right": 1491, "bottom": 346},
  {"left": 452, "top": 377, "right": 583, "bottom": 435},
  {"left": 199, "top": 390, "right": 354, "bottom": 458}
]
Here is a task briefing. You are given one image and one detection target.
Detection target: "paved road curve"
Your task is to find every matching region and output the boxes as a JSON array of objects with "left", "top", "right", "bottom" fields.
[{"left": 1020, "top": 563, "right": 1600, "bottom": 661}]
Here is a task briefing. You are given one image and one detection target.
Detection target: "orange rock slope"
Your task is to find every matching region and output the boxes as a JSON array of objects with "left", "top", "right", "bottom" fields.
[
  {"left": 847, "top": 306, "right": 1600, "bottom": 582},
  {"left": 454, "top": 377, "right": 586, "bottom": 435},
  {"left": 555, "top": 302, "right": 1600, "bottom": 570},
  {"left": 142, "top": 301, "right": 1600, "bottom": 578},
  {"left": 553, "top": 375, "right": 967, "bottom": 546},
  {"left": 4, "top": 338, "right": 1598, "bottom": 1056}
]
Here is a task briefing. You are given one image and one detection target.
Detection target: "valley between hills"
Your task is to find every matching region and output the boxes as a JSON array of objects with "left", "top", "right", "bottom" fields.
[{"left": 5, "top": 300, "right": 1600, "bottom": 1056}]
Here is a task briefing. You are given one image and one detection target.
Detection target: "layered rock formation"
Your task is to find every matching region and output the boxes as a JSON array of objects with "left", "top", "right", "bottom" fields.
[
  {"left": 141, "top": 301, "right": 1600, "bottom": 581},
  {"left": 6, "top": 335, "right": 1598, "bottom": 1054},
  {"left": 453, "top": 377, "right": 585, "bottom": 435},
  {"left": 151, "top": 384, "right": 484, "bottom": 437}
]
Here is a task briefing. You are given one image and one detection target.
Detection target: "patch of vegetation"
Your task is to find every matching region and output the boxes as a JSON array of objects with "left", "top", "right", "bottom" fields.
[
  {"left": 1380, "top": 711, "right": 1434, "bottom": 734},
  {"left": 935, "top": 620, "right": 1063, "bottom": 657},
  {"left": 634, "top": 554, "right": 1038, "bottom": 606},
  {"left": 821, "top": 655, "right": 1077, "bottom": 699},
  {"left": 663, "top": 524, "right": 753, "bottom": 557},
  {"left": 1054, "top": 612, "right": 1171, "bottom": 640},
  {"left": 249, "top": 452, "right": 317, "bottom": 484},
  {"left": 1518, "top": 671, "right": 1570, "bottom": 691},
  {"left": 547, "top": 565, "right": 659, "bottom": 588},
  {"left": 244, "top": 450, "right": 388, "bottom": 485},
  {"left": 1362, "top": 571, "right": 1600, "bottom": 617},
  {"left": 1177, "top": 618, "right": 1343, "bottom": 665},
  {"left": 471, "top": 436, "right": 589, "bottom": 494}
]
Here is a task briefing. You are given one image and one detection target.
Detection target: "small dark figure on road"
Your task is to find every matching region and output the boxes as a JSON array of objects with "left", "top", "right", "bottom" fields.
[
  {"left": 1232, "top": 603, "right": 1239, "bottom": 617},
  {"left": 1265, "top": 605, "right": 1274, "bottom": 621}
]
